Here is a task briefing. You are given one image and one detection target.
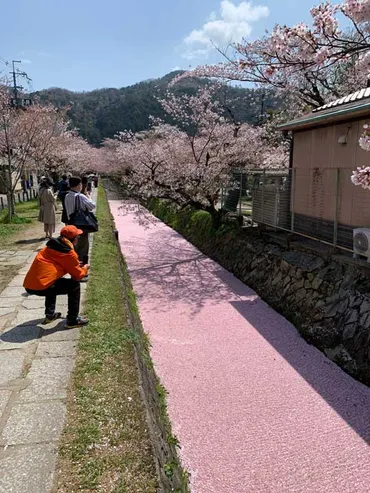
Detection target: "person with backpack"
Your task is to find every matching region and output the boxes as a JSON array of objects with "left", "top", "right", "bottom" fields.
[{"left": 64, "top": 177, "right": 96, "bottom": 280}]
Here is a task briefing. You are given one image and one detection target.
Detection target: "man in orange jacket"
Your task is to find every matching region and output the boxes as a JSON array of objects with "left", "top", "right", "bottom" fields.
[{"left": 23, "top": 225, "right": 90, "bottom": 328}]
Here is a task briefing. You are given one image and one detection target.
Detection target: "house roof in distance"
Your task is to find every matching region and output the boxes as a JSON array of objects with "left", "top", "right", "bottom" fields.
[{"left": 279, "top": 88, "right": 370, "bottom": 132}]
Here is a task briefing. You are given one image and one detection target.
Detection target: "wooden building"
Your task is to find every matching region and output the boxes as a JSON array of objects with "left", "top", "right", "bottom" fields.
[{"left": 279, "top": 88, "right": 370, "bottom": 249}]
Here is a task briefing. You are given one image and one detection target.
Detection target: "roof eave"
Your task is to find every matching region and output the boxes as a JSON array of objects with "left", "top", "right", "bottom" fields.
[{"left": 278, "top": 102, "right": 370, "bottom": 132}]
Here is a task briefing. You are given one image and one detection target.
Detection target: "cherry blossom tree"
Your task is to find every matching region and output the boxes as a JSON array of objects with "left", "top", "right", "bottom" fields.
[
  {"left": 104, "top": 85, "right": 288, "bottom": 225},
  {"left": 173, "top": 1, "right": 370, "bottom": 109},
  {"left": 54, "top": 132, "right": 101, "bottom": 176},
  {"left": 0, "top": 85, "right": 75, "bottom": 220},
  {"left": 172, "top": 2, "right": 370, "bottom": 189}
]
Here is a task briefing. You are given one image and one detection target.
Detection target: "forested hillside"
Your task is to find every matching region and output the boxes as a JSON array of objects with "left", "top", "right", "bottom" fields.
[{"left": 34, "top": 71, "right": 282, "bottom": 145}]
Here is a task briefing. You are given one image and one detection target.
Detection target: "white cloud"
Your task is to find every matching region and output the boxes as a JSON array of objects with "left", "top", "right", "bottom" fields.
[
  {"left": 183, "top": 48, "right": 210, "bottom": 61},
  {"left": 37, "top": 51, "right": 54, "bottom": 59},
  {"left": 20, "top": 59, "right": 32, "bottom": 64},
  {"left": 183, "top": 0, "right": 269, "bottom": 59}
]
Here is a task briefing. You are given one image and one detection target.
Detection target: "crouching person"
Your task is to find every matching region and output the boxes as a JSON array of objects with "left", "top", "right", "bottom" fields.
[{"left": 23, "top": 225, "right": 90, "bottom": 328}]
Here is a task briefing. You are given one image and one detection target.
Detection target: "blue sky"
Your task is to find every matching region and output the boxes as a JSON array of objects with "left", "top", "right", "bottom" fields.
[{"left": 1, "top": 0, "right": 315, "bottom": 92}]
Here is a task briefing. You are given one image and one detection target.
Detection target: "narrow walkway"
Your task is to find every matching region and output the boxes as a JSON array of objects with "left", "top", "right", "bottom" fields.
[
  {"left": 110, "top": 200, "right": 370, "bottom": 493},
  {"left": 0, "top": 191, "right": 96, "bottom": 493}
]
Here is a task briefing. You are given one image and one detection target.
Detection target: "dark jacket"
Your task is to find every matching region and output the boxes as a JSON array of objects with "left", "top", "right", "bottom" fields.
[
  {"left": 57, "top": 179, "right": 69, "bottom": 193},
  {"left": 59, "top": 187, "right": 70, "bottom": 224}
]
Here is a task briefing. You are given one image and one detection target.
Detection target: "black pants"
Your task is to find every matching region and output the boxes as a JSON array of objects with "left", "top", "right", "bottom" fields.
[
  {"left": 26, "top": 278, "right": 80, "bottom": 320},
  {"left": 75, "top": 231, "right": 89, "bottom": 264}
]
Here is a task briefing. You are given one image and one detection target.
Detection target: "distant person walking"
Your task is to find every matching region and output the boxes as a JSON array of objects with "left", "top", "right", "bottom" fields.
[
  {"left": 38, "top": 178, "right": 57, "bottom": 239},
  {"left": 64, "top": 176, "right": 96, "bottom": 275}
]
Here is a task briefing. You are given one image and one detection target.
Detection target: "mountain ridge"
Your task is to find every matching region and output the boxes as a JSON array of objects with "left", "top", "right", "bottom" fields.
[{"left": 34, "top": 71, "right": 281, "bottom": 145}]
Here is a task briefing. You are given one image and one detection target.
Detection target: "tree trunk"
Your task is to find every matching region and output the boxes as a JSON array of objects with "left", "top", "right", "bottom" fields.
[
  {"left": 206, "top": 205, "right": 222, "bottom": 230},
  {"left": 6, "top": 193, "right": 15, "bottom": 222},
  {"left": 6, "top": 157, "right": 14, "bottom": 222}
]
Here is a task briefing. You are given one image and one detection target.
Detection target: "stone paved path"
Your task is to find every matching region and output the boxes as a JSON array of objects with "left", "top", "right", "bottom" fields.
[
  {"left": 110, "top": 200, "right": 370, "bottom": 493},
  {"left": 0, "top": 244, "right": 79, "bottom": 493},
  {"left": 0, "top": 191, "right": 96, "bottom": 493}
]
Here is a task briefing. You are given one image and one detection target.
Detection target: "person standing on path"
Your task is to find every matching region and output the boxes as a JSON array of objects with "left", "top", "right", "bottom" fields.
[
  {"left": 81, "top": 176, "right": 89, "bottom": 197},
  {"left": 57, "top": 174, "right": 69, "bottom": 194},
  {"left": 38, "top": 178, "right": 57, "bottom": 239},
  {"left": 87, "top": 175, "right": 93, "bottom": 194},
  {"left": 23, "top": 225, "right": 90, "bottom": 328},
  {"left": 58, "top": 175, "right": 70, "bottom": 225},
  {"left": 64, "top": 176, "right": 96, "bottom": 272}
]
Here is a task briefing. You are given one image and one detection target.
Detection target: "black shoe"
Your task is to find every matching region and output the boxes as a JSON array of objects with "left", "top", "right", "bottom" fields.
[
  {"left": 65, "top": 316, "right": 89, "bottom": 329},
  {"left": 42, "top": 312, "right": 62, "bottom": 325}
]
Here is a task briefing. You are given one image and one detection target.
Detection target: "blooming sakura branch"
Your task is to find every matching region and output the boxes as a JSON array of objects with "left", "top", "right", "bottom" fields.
[
  {"left": 352, "top": 124, "right": 370, "bottom": 189},
  {"left": 171, "top": 1, "right": 370, "bottom": 194},
  {"left": 359, "top": 123, "right": 370, "bottom": 151},
  {"left": 174, "top": 1, "right": 370, "bottom": 109},
  {"left": 351, "top": 167, "right": 370, "bottom": 189},
  {"left": 0, "top": 83, "right": 100, "bottom": 219},
  {"left": 103, "top": 86, "right": 288, "bottom": 220}
]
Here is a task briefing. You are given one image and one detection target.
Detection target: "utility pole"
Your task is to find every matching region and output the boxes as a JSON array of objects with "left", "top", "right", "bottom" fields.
[
  {"left": 10, "top": 60, "right": 32, "bottom": 108},
  {"left": 11, "top": 60, "right": 21, "bottom": 106},
  {"left": 5, "top": 61, "right": 33, "bottom": 220}
]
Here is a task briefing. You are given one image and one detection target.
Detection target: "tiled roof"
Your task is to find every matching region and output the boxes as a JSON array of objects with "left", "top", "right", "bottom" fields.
[
  {"left": 278, "top": 87, "right": 370, "bottom": 131},
  {"left": 313, "top": 87, "right": 370, "bottom": 113}
]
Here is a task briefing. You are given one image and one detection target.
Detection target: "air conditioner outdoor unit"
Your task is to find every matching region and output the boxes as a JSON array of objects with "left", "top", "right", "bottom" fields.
[{"left": 353, "top": 228, "right": 370, "bottom": 261}]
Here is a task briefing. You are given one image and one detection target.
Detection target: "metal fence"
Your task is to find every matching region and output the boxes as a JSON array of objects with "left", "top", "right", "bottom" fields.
[
  {"left": 0, "top": 189, "right": 38, "bottom": 211},
  {"left": 220, "top": 167, "right": 366, "bottom": 252}
]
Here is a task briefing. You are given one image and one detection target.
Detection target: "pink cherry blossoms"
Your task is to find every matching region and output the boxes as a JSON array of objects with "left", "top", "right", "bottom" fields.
[
  {"left": 103, "top": 86, "right": 288, "bottom": 216},
  {"left": 173, "top": 1, "right": 370, "bottom": 109},
  {"left": 359, "top": 123, "right": 370, "bottom": 151},
  {"left": 351, "top": 166, "right": 370, "bottom": 189},
  {"left": 342, "top": 0, "right": 370, "bottom": 23},
  {"left": 351, "top": 124, "right": 370, "bottom": 188},
  {"left": 0, "top": 83, "right": 101, "bottom": 218},
  {"left": 171, "top": 1, "right": 370, "bottom": 193}
]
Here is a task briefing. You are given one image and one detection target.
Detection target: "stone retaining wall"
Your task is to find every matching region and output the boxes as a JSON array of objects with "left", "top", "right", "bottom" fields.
[{"left": 117, "top": 240, "right": 189, "bottom": 492}]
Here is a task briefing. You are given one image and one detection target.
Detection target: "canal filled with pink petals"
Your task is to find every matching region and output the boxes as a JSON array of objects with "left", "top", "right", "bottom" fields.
[{"left": 110, "top": 200, "right": 370, "bottom": 493}]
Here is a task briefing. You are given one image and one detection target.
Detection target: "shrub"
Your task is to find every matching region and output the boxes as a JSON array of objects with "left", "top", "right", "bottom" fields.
[
  {"left": 148, "top": 199, "right": 216, "bottom": 244},
  {"left": 172, "top": 206, "right": 193, "bottom": 232},
  {"left": 148, "top": 198, "right": 177, "bottom": 224},
  {"left": 188, "top": 210, "right": 215, "bottom": 244}
]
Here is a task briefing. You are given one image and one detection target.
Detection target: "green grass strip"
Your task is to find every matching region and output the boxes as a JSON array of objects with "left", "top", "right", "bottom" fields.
[
  {"left": 57, "top": 187, "right": 158, "bottom": 493},
  {"left": 0, "top": 200, "right": 39, "bottom": 244}
]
